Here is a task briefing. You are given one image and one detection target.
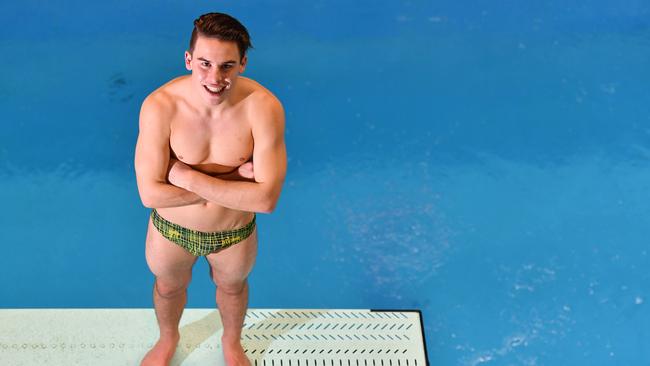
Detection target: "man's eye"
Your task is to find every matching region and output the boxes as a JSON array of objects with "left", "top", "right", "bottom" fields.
[{"left": 201, "top": 62, "right": 210, "bottom": 67}]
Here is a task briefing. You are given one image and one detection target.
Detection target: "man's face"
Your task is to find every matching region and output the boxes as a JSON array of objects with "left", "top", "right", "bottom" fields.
[{"left": 185, "top": 35, "right": 247, "bottom": 106}]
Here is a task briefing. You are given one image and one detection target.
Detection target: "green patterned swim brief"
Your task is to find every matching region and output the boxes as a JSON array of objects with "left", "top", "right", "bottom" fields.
[{"left": 151, "top": 208, "right": 256, "bottom": 256}]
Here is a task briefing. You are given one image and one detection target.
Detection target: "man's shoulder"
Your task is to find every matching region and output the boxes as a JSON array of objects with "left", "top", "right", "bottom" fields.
[
  {"left": 140, "top": 76, "right": 189, "bottom": 120},
  {"left": 143, "top": 76, "right": 189, "bottom": 108},
  {"left": 241, "top": 77, "right": 284, "bottom": 116},
  {"left": 242, "top": 82, "right": 284, "bottom": 136}
]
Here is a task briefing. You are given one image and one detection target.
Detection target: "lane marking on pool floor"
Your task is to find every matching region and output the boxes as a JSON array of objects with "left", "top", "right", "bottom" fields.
[{"left": 0, "top": 308, "right": 429, "bottom": 366}]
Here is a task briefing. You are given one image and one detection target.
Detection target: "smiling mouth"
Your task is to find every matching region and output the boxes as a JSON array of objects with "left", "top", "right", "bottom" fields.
[{"left": 204, "top": 85, "right": 226, "bottom": 95}]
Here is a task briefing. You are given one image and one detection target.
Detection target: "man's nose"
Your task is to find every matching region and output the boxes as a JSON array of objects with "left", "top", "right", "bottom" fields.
[{"left": 207, "top": 68, "right": 225, "bottom": 83}]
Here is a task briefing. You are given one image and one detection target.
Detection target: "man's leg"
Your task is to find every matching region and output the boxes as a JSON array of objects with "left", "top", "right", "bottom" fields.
[
  {"left": 206, "top": 228, "right": 258, "bottom": 366},
  {"left": 141, "top": 218, "right": 199, "bottom": 366}
]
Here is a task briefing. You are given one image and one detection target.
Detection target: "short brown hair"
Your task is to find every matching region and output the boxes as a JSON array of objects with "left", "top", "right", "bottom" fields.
[{"left": 188, "top": 12, "right": 253, "bottom": 61}]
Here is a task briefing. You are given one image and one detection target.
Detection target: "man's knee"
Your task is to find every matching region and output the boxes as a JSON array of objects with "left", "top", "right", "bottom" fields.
[
  {"left": 215, "top": 277, "right": 248, "bottom": 295},
  {"left": 155, "top": 277, "right": 191, "bottom": 298}
]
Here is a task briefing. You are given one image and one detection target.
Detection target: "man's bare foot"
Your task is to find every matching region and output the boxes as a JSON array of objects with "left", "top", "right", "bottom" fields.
[
  {"left": 222, "top": 337, "right": 251, "bottom": 366},
  {"left": 140, "top": 333, "right": 180, "bottom": 366}
]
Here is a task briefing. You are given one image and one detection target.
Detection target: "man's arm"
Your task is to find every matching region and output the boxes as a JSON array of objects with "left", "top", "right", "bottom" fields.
[
  {"left": 134, "top": 94, "right": 206, "bottom": 208},
  {"left": 169, "top": 96, "right": 287, "bottom": 213}
]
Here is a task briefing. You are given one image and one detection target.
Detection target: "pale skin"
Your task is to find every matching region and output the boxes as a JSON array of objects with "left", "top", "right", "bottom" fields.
[{"left": 134, "top": 35, "right": 287, "bottom": 366}]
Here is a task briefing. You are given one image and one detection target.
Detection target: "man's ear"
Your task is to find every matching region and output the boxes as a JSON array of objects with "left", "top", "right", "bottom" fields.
[
  {"left": 239, "top": 55, "right": 247, "bottom": 73},
  {"left": 184, "top": 51, "right": 192, "bottom": 71}
]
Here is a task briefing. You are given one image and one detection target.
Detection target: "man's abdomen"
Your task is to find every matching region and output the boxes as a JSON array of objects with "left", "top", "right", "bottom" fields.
[{"left": 156, "top": 202, "right": 254, "bottom": 233}]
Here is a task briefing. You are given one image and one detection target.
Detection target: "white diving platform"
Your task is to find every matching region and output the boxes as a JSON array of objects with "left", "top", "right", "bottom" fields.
[{"left": 0, "top": 309, "right": 429, "bottom": 366}]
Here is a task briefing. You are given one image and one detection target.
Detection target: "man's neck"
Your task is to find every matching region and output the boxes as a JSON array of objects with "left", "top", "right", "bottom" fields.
[{"left": 189, "top": 89, "right": 234, "bottom": 120}]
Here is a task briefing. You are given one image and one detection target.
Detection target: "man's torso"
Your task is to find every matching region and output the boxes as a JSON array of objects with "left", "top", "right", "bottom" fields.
[{"left": 152, "top": 75, "right": 270, "bottom": 232}]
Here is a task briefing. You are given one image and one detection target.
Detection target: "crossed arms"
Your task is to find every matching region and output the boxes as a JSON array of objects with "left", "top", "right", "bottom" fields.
[{"left": 134, "top": 94, "right": 287, "bottom": 214}]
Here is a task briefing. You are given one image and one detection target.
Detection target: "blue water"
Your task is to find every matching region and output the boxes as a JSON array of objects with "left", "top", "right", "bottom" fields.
[{"left": 2, "top": 1, "right": 650, "bottom": 364}]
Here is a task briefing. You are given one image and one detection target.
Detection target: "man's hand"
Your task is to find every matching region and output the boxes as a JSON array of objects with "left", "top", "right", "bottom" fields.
[
  {"left": 167, "top": 158, "right": 194, "bottom": 190},
  {"left": 238, "top": 161, "right": 254, "bottom": 179},
  {"left": 212, "top": 161, "right": 255, "bottom": 182}
]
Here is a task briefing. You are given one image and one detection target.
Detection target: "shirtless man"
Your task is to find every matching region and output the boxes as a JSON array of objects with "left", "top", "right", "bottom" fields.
[{"left": 134, "top": 12, "right": 286, "bottom": 366}]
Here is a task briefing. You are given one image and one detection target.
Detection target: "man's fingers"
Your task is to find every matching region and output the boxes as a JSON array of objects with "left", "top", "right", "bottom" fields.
[{"left": 238, "top": 162, "right": 255, "bottom": 179}]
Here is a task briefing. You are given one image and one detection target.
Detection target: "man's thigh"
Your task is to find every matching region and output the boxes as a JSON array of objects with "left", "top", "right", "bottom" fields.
[
  {"left": 145, "top": 217, "right": 199, "bottom": 283},
  {"left": 205, "top": 227, "right": 258, "bottom": 286}
]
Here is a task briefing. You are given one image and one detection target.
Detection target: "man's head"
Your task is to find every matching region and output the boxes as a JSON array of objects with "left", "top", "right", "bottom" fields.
[
  {"left": 185, "top": 13, "right": 253, "bottom": 105},
  {"left": 188, "top": 12, "right": 252, "bottom": 61}
]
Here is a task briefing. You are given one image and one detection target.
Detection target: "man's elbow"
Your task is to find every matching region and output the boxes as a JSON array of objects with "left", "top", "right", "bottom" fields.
[
  {"left": 138, "top": 185, "right": 159, "bottom": 208},
  {"left": 257, "top": 200, "right": 276, "bottom": 214},
  {"left": 137, "top": 180, "right": 167, "bottom": 208},
  {"left": 258, "top": 193, "right": 280, "bottom": 214},
  {"left": 140, "top": 194, "right": 155, "bottom": 208}
]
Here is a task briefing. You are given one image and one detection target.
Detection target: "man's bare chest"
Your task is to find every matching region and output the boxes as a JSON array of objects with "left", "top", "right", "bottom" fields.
[{"left": 169, "top": 117, "right": 253, "bottom": 174}]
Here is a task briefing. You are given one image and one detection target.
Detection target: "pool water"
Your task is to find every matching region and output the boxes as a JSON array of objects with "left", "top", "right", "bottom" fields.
[{"left": 1, "top": 1, "right": 649, "bottom": 364}]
